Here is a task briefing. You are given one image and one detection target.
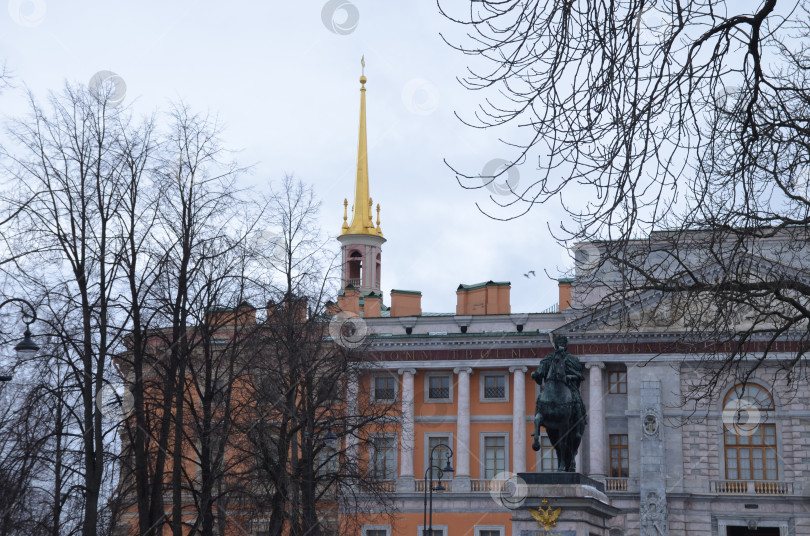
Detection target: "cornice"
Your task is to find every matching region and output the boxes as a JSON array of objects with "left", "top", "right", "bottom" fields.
[{"left": 368, "top": 335, "right": 551, "bottom": 351}]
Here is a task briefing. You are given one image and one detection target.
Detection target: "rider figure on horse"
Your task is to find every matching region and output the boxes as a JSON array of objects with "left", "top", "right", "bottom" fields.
[{"left": 532, "top": 335, "right": 587, "bottom": 428}]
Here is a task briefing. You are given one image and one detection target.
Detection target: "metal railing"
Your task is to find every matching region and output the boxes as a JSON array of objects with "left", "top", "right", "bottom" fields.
[{"left": 711, "top": 480, "right": 792, "bottom": 495}]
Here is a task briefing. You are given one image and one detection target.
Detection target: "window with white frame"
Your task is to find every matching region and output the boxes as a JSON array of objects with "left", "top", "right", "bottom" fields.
[
  {"left": 475, "top": 526, "right": 504, "bottom": 536},
  {"left": 480, "top": 372, "right": 508, "bottom": 402},
  {"left": 372, "top": 374, "right": 397, "bottom": 403},
  {"left": 481, "top": 433, "right": 508, "bottom": 480},
  {"left": 425, "top": 434, "right": 453, "bottom": 480},
  {"left": 417, "top": 525, "right": 447, "bottom": 536},
  {"left": 536, "top": 432, "right": 557, "bottom": 472},
  {"left": 425, "top": 372, "right": 452, "bottom": 402},
  {"left": 371, "top": 435, "right": 397, "bottom": 480},
  {"left": 362, "top": 526, "right": 391, "bottom": 536}
]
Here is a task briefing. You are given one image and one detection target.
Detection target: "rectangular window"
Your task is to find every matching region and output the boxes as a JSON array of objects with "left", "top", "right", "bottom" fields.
[
  {"left": 418, "top": 526, "right": 446, "bottom": 536},
  {"left": 609, "top": 434, "right": 629, "bottom": 478},
  {"left": 724, "top": 424, "right": 777, "bottom": 480},
  {"left": 428, "top": 375, "right": 450, "bottom": 400},
  {"left": 538, "top": 433, "right": 557, "bottom": 472},
  {"left": 482, "top": 373, "right": 507, "bottom": 401},
  {"left": 608, "top": 371, "right": 627, "bottom": 394},
  {"left": 427, "top": 435, "right": 452, "bottom": 480},
  {"left": 363, "top": 526, "right": 391, "bottom": 536},
  {"left": 475, "top": 527, "right": 504, "bottom": 536},
  {"left": 373, "top": 375, "right": 396, "bottom": 402},
  {"left": 483, "top": 435, "right": 507, "bottom": 480},
  {"left": 371, "top": 436, "right": 397, "bottom": 480}
]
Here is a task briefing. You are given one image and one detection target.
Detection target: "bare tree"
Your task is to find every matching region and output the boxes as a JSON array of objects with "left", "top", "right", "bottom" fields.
[
  {"left": 234, "top": 175, "right": 397, "bottom": 536},
  {"left": 0, "top": 62, "right": 11, "bottom": 93},
  {"left": 1, "top": 83, "right": 257, "bottom": 536},
  {"left": 112, "top": 104, "right": 254, "bottom": 536},
  {"left": 2, "top": 83, "right": 147, "bottom": 536},
  {"left": 0, "top": 379, "right": 54, "bottom": 536},
  {"left": 441, "top": 0, "right": 810, "bottom": 396}
]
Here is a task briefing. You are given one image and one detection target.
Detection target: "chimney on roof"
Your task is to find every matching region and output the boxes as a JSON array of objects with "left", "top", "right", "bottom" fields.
[
  {"left": 558, "top": 278, "right": 573, "bottom": 311},
  {"left": 456, "top": 281, "right": 511, "bottom": 315},
  {"left": 267, "top": 296, "right": 309, "bottom": 322},
  {"left": 206, "top": 301, "right": 256, "bottom": 326},
  {"left": 337, "top": 286, "right": 361, "bottom": 315},
  {"left": 390, "top": 289, "right": 421, "bottom": 317},
  {"left": 364, "top": 292, "right": 382, "bottom": 318}
]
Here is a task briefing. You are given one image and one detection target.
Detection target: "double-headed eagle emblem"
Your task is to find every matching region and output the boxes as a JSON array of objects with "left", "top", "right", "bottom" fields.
[{"left": 529, "top": 498, "right": 562, "bottom": 532}]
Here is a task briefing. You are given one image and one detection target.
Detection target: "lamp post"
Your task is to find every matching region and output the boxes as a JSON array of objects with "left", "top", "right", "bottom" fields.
[
  {"left": 0, "top": 298, "right": 39, "bottom": 382},
  {"left": 423, "top": 443, "right": 454, "bottom": 536}
]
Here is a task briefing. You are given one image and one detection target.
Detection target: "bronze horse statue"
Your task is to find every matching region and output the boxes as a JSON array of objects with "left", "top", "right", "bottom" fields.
[{"left": 531, "top": 338, "right": 585, "bottom": 472}]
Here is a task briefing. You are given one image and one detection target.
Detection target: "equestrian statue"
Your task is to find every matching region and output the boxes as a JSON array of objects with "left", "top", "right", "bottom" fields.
[{"left": 531, "top": 335, "right": 587, "bottom": 472}]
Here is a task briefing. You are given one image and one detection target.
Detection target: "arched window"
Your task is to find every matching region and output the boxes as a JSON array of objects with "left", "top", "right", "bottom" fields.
[
  {"left": 375, "top": 253, "right": 381, "bottom": 288},
  {"left": 347, "top": 250, "right": 362, "bottom": 286},
  {"left": 722, "top": 383, "right": 776, "bottom": 481}
]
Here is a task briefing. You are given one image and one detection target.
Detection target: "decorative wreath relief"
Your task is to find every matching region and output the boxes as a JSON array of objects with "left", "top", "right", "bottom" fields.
[{"left": 642, "top": 410, "right": 659, "bottom": 437}]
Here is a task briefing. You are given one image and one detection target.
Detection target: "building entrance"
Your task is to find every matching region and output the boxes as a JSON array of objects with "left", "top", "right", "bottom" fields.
[{"left": 727, "top": 526, "right": 780, "bottom": 536}]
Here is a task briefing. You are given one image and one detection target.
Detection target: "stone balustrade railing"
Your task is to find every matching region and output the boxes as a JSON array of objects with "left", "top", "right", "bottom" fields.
[{"left": 711, "top": 480, "right": 792, "bottom": 495}]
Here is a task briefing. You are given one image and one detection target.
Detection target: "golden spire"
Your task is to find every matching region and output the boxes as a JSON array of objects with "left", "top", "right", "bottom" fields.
[{"left": 341, "top": 56, "right": 381, "bottom": 237}]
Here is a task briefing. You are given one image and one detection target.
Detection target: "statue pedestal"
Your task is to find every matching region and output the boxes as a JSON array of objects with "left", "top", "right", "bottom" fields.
[{"left": 511, "top": 473, "right": 620, "bottom": 536}]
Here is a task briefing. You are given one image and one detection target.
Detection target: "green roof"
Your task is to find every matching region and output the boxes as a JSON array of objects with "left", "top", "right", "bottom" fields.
[
  {"left": 390, "top": 289, "right": 422, "bottom": 295},
  {"left": 457, "top": 280, "right": 511, "bottom": 291}
]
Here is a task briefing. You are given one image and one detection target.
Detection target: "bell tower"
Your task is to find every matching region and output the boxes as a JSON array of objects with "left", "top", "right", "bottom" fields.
[{"left": 337, "top": 57, "right": 385, "bottom": 296}]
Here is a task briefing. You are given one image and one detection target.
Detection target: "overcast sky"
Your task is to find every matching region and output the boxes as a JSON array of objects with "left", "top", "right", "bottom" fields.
[{"left": 1, "top": 0, "right": 574, "bottom": 313}]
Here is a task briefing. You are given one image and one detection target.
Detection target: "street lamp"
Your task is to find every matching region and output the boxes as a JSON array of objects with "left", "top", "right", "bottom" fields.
[
  {"left": 0, "top": 298, "right": 39, "bottom": 382},
  {"left": 423, "top": 443, "right": 454, "bottom": 536}
]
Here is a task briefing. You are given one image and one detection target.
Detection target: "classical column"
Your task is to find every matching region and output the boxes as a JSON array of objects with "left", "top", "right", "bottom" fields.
[
  {"left": 510, "top": 366, "right": 528, "bottom": 474},
  {"left": 586, "top": 362, "right": 606, "bottom": 477},
  {"left": 453, "top": 367, "right": 472, "bottom": 491},
  {"left": 397, "top": 368, "right": 416, "bottom": 492}
]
